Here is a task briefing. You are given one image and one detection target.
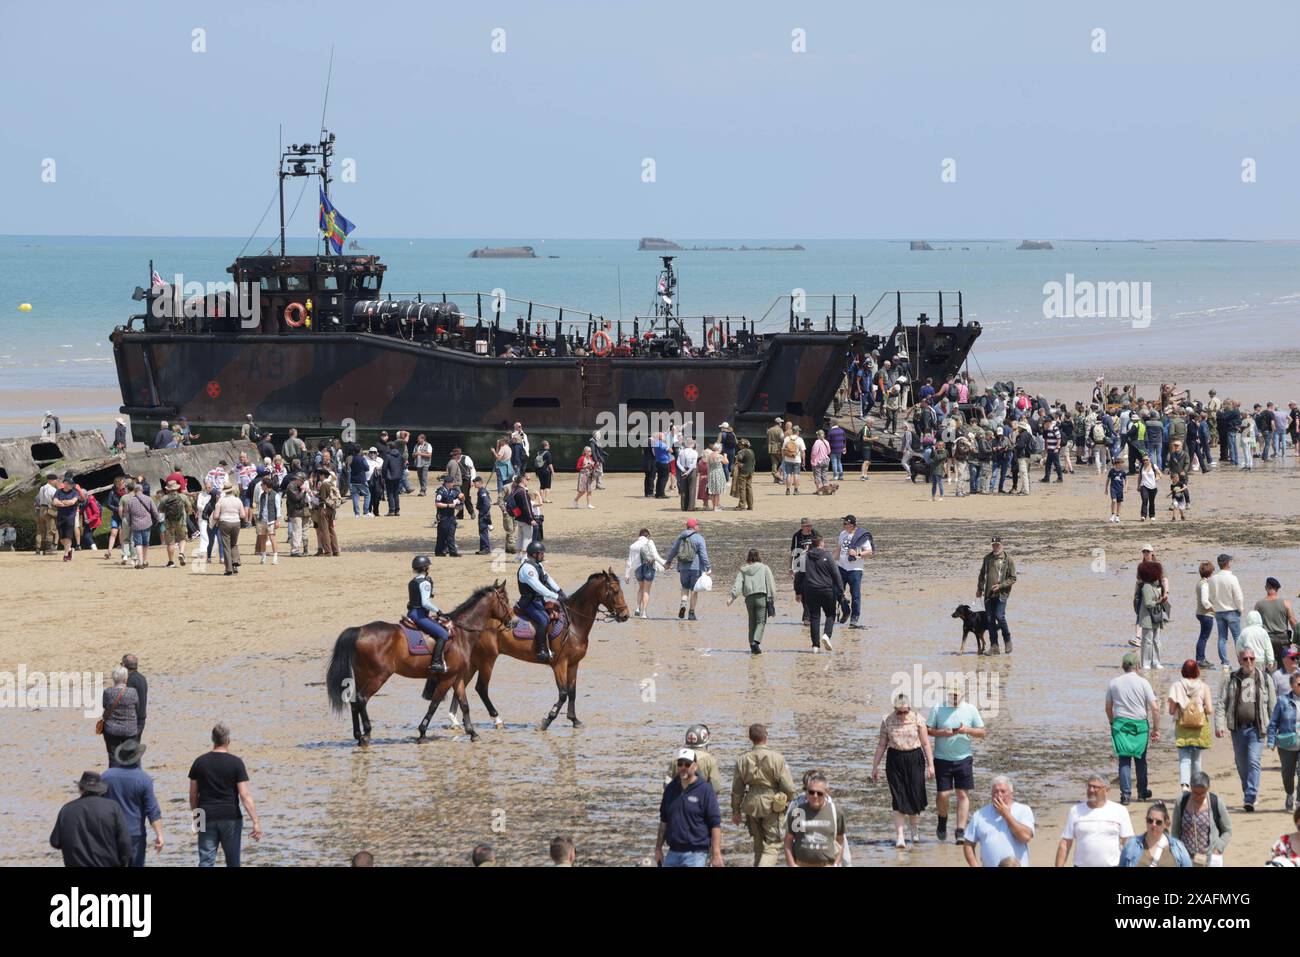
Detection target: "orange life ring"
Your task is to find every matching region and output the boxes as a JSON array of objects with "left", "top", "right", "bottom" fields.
[
  {"left": 284, "top": 302, "right": 307, "bottom": 328},
  {"left": 706, "top": 325, "right": 724, "bottom": 350},
  {"left": 591, "top": 330, "right": 613, "bottom": 356}
]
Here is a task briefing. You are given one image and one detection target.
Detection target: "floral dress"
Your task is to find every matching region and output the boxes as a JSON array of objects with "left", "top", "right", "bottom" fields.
[{"left": 707, "top": 451, "right": 726, "bottom": 496}]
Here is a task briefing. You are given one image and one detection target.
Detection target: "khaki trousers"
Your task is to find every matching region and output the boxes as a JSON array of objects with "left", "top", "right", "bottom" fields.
[{"left": 746, "top": 812, "right": 784, "bottom": 867}]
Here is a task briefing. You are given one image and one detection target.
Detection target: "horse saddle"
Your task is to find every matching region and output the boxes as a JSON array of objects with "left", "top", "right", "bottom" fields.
[
  {"left": 399, "top": 615, "right": 455, "bottom": 655},
  {"left": 510, "top": 603, "right": 566, "bottom": 641}
]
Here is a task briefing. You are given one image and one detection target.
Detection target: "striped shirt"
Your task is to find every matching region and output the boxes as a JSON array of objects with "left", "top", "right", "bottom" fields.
[{"left": 1043, "top": 425, "right": 1062, "bottom": 452}]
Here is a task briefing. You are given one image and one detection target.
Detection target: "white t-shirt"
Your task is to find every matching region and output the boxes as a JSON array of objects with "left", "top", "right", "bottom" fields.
[
  {"left": 1062, "top": 801, "right": 1134, "bottom": 867},
  {"left": 213, "top": 495, "right": 245, "bottom": 524},
  {"left": 836, "top": 528, "right": 869, "bottom": 572}
]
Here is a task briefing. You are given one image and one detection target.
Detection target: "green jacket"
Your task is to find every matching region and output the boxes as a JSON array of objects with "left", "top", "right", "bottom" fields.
[
  {"left": 736, "top": 447, "right": 756, "bottom": 477},
  {"left": 731, "top": 562, "right": 776, "bottom": 601},
  {"left": 977, "top": 551, "right": 1017, "bottom": 599}
]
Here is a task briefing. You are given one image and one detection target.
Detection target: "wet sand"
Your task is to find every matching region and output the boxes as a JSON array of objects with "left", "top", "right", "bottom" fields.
[{"left": 2, "top": 426, "right": 1297, "bottom": 866}]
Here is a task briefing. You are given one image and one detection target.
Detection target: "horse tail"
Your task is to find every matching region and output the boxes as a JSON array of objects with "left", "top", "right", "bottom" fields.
[{"left": 326, "top": 626, "right": 361, "bottom": 712}]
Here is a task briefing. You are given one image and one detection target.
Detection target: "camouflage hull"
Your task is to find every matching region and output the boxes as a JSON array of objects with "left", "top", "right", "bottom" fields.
[{"left": 111, "top": 329, "right": 867, "bottom": 468}]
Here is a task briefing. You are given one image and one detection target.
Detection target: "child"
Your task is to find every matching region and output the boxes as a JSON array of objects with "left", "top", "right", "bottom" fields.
[
  {"left": 1105, "top": 462, "right": 1127, "bottom": 523},
  {"left": 1168, "top": 474, "right": 1189, "bottom": 521}
]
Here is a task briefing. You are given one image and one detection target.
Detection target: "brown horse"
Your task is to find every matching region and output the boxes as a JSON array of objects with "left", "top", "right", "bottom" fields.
[
  {"left": 449, "top": 568, "right": 630, "bottom": 731},
  {"left": 326, "top": 581, "right": 513, "bottom": 744}
]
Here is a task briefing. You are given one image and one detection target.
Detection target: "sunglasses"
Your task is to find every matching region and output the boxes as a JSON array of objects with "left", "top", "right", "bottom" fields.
[
  {"left": 1145, "top": 818, "right": 1166, "bottom": 826},
  {"left": 806, "top": 789, "right": 827, "bottom": 797},
  {"left": 676, "top": 760, "right": 693, "bottom": 767}
]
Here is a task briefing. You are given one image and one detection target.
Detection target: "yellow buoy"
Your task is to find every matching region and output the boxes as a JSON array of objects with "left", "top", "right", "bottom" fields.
[{"left": 18, "top": 303, "right": 33, "bottom": 311}]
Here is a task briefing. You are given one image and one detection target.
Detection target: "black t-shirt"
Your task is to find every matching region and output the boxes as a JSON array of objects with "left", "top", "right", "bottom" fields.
[{"left": 188, "top": 751, "right": 249, "bottom": 821}]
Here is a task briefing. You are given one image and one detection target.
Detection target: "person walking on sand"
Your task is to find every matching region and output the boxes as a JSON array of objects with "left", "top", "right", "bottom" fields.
[
  {"left": 1215, "top": 647, "right": 1275, "bottom": 812},
  {"left": 1135, "top": 559, "right": 1167, "bottom": 670},
  {"left": 780, "top": 426, "right": 806, "bottom": 495},
  {"left": 665, "top": 518, "right": 710, "bottom": 621},
  {"left": 871, "top": 694, "right": 935, "bottom": 849},
  {"left": 1171, "top": 771, "right": 1232, "bottom": 866},
  {"left": 100, "top": 666, "right": 140, "bottom": 768},
  {"left": 676, "top": 440, "right": 699, "bottom": 511},
  {"left": 929, "top": 676, "right": 988, "bottom": 844},
  {"left": 705, "top": 442, "right": 728, "bottom": 511},
  {"left": 1105, "top": 457, "right": 1127, "bottom": 523},
  {"left": 625, "top": 527, "right": 666, "bottom": 619},
  {"left": 1167, "top": 660, "right": 1214, "bottom": 791},
  {"left": 766, "top": 418, "right": 785, "bottom": 484},
  {"left": 976, "top": 536, "right": 1016, "bottom": 654},
  {"left": 49, "top": 771, "right": 131, "bottom": 868},
  {"left": 119, "top": 480, "right": 160, "bottom": 569},
  {"left": 1054, "top": 773, "right": 1134, "bottom": 867},
  {"left": 657, "top": 748, "right": 724, "bottom": 868},
  {"left": 1255, "top": 577, "right": 1297, "bottom": 667},
  {"left": 732, "top": 438, "right": 755, "bottom": 511},
  {"left": 188, "top": 722, "right": 262, "bottom": 867},
  {"left": 783, "top": 771, "right": 846, "bottom": 867},
  {"left": 1107, "top": 653, "right": 1161, "bottom": 805},
  {"left": 797, "top": 534, "right": 846, "bottom": 653},
  {"left": 211, "top": 483, "right": 248, "bottom": 575},
  {"left": 1119, "top": 801, "right": 1192, "bottom": 867},
  {"left": 1266, "top": 669, "right": 1300, "bottom": 812},
  {"left": 731, "top": 724, "right": 797, "bottom": 867},
  {"left": 728, "top": 549, "right": 777, "bottom": 655},
  {"left": 573, "top": 446, "right": 597, "bottom": 509},
  {"left": 963, "top": 775, "right": 1034, "bottom": 867},
  {"left": 1209, "top": 553, "right": 1244, "bottom": 670}
]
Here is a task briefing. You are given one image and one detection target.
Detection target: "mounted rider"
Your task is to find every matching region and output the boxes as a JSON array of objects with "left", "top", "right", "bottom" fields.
[
  {"left": 517, "top": 540, "right": 566, "bottom": 663},
  {"left": 407, "top": 555, "right": 451, "bottom": 674}
]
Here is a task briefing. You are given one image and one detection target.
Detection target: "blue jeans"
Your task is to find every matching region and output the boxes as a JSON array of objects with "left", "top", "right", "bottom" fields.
[
  {"left": 984, "top": 595, "right": 1010, "bottom": 646},
  {"left": 663, "top": 849, "right": 708, "bottom": 867},
  {"left": 830, "top": 452, "right": 843, "bottom": 480},
  {"left": 968, "top": 462, "right": 981, "bottom": 492},
  {"left": 1228, "top": 433, "right": 1240, "bottom": 466},
  {"left": 1118, "top": 749, "right": 1149, "bottom": 798},
  {"left": 1145, "top": 438, "right": 1162, "bottom": 470},
  {"left": 198, "top": 818, "right": 242, "bottom": 867},
  {"left": 931, "top": 474, "right": 944, "bottom": 498},
  {"left": 1178, "top": 745, "right": 1205, "bottom": 788},
  {"left": 1273, "top": 431, "right": 1286, "bottom": 457},
  {"left": 841, "top": 569, "right": 862, "bottom": 623},
  {"left": 1195, "top": 614, "right": 1214, "bottom": 662},
  {"left": 351, "top": 483, "right": 370, "bottom": 516},
  {"left": 131, "top": 833, "right": 147, "bottom": 867},
  {"left": 1231, "top": 726, "right": 1263, "bottom": 804},
  {"left": 1214, "top": 610, "right": 1241, "bottom": 664}
]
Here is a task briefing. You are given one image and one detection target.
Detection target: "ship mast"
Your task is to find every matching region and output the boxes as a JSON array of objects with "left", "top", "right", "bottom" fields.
[
  {"left": 277, "top": 131, "right": 335, "bottom": 257},
  {"left": 653, "top": 255, "right": 679, "bottom": 336}
]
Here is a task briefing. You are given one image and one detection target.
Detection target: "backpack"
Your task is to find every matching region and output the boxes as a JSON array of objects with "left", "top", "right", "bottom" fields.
[
  {"left": 677, "top": 533, "right": 697, "bottom": 564},
  {"left": 535, "top": 451, "right": 547, "bottom": 470},
  {"left": 1092, "top": 423, "right": 1106, "bottom": 443},
  {"left": 782, "top": 437, "right": 800, "bottom": 459},
  {"left": 1178, "top": 690, "right": 1206, "bottom": 731},
  {"left": 948, "top": 383, "right": 960, "bottom": 402},
  {"left": 1031, "top": 432, "right": 1045, "bottom": 454},
  {"left": 639, "top": 542, "right": 655, "bottom": 566},
  {"left": 162, "top": 494, "right": 187, "bottom": 522},
  {"left": 82, "top": 493, "right": 102, "bottom": 528}
]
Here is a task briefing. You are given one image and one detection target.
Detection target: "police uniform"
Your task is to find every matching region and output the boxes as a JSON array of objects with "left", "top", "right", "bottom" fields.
[
  {"left": 517, "top": 553, "right": 562, "bottom": 659},
  {"left": 433, "top": 481, "right": 461, "bottom": 556},
  {"left": 731, "top": 743, "right": 797, "bottom": 867},
  {"left": 408, "top": 572, "right": 450, "bottom": 671},
  {"left": 475, "top": 486, "right": 492, "bottom": 553}
]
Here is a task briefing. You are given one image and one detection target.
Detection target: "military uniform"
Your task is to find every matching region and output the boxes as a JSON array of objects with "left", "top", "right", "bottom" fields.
[
  {"left": 666, "top": 746, "right": 722, "bottom": 795},
  {"left": 498, "top": 496, "right": 517, "bottom": 554},
  {"left": 734, "top": 447, "right": 755, "bottom": 510},
  {"left": 434, "top": 484, "right": 461, "bottom": 556},
  {"left": 731, "top": 743, "right": 796, "bottom": 867},
  {"left": 34, "top": 481, "right": 58, "bottom": 554},
  {"left": 766, "top": 424, "right": 785, "bottom": 482}
]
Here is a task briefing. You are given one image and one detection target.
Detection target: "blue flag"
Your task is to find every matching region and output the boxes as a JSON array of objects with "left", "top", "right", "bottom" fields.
[{"left": 319, "top": 189, "right": 355, "bottom": 254}]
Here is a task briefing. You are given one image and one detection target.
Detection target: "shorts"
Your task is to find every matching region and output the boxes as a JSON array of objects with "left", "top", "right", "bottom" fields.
[
  {"left": 934, "top": 756, "right": 975, "bottom": 792},
  {"left": 781, "top": 460, "right": 801, "bottom": 477},
  {"left": 679, "top": 567, "right": 701, "bottom": 591},
  {"left": 163, "top": 522, "right": 187, "bottom": 545},
  {"left": 1110, "top": 489, "right": 1124, "bottom": 503},
  {"left": 131, "top": 530, "right": 151, "bottom": 547},
  {"left": 56, "top": 517, "right": 77, "bottom": 540},
  {"left": 635, "top": 563, "right": 656, "bottom": 582},
  {"left": 110, "top": 516, "right": 121, "bottom": 530},
  {"left": 256, "top": 520, "right": 277, "bottom": 535},
  {"left": 862, "top": 445, "right": 872, "bottom": 461}
]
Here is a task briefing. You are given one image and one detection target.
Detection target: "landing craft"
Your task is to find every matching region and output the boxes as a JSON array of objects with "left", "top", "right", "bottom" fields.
[{"left": 111, "top": 131, "right": 983, "bottom": 467}]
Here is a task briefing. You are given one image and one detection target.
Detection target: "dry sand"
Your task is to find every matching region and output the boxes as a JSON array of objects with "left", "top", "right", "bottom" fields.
[{"left": 2, "top": 381, "right": 1298, "bottom": 866}]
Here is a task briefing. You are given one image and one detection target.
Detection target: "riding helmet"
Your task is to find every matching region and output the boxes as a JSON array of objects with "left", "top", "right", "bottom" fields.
[
  {"left": 411, "top": 554, "right": 432, "bottom": 573},
  {"left": 685, "top": 724, "right": 710, "bottom": 747},
  {"left": 526, "top": 540, "right": 546, "bottom": 559}
]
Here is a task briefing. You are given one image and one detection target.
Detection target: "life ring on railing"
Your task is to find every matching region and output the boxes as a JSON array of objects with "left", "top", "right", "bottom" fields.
[
  {"left": 591, "top": 330, "right": 613, "bottom": 356},
  {"left": 284, "top": 302, "right": 307, "bottom": 328},
  {"left": 706, "top": 325, "right": 725, "bottom": 350}
]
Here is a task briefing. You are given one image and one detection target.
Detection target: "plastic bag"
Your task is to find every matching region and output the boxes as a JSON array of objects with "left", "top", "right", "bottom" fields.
[{"left": 694, "top": 572, "right": 713, "bottom": 592}]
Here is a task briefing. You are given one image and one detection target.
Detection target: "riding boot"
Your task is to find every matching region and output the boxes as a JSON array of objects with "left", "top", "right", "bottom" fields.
[
  {"left": 429, "top": 636, "right": 449, "bottom": 674},
  {"left": 534, "top": 632, "right": 551, "bottom": 663}
]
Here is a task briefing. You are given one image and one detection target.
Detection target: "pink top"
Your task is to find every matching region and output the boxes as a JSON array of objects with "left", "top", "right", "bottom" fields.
[{"left": 811, "top": 439, "right": 831, "bottom": 466}]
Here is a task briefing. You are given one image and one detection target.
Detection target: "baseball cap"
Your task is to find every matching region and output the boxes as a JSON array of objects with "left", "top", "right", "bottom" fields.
[
  {"left": 842, "top": 514, "right": 857, "bottom": 524},
  {"left": 675, "top": 748, "right": 697, "bottom": 764},
  {"left": 990, "top": 535, "right": 1002, "bottom": 544},
  {"left": 1122, "top": 652, "right": 1141, "bottom": 669},
  {"left": 1141, "top": 544, "right": 1154, "bottom": 553},
  {"left": 685, "top": 518, "right": 699, "bottom": 529},
  {"left": 1284, "top": 646, "right": 1299, "bottom": 660}
]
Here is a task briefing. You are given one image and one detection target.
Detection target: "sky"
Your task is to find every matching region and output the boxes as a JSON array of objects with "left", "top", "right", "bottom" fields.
[{"left": 1, "top": 0, "right": 1297, "bottom": 239}]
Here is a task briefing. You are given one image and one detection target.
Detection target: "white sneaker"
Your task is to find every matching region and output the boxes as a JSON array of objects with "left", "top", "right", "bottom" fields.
[
  {"left": 272, "top": 554, "right": 279, "bottom": 565},
  {"left": 820, "top": 636, "right": 834, "bottom": 652},
  {"left": 812, "top": 646, "right": 821, "bottom": 654},
  {"left": 260, "top": 554, "right": 267, "bottom": 565},
  {"left": 587, "top": 504, "right": 595, "bottom": 509}
]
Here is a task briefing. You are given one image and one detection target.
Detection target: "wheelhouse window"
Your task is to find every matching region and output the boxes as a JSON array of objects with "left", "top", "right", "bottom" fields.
[
  {"left": 283, "top": 274, "right": 311, "bottom": 291},
  {"left": 259, "top": 276, "right": 282, "bottom": 291}
]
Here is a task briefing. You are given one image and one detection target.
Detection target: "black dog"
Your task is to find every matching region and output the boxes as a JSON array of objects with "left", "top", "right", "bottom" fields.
[{"left": 952, "top": 604, "right": 989, "bottom": 655}]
